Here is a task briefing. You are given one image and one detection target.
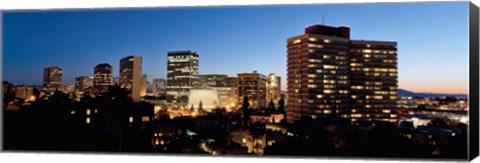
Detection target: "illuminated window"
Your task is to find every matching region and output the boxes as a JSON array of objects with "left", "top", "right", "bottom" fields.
[
  {"left": 324, "top": 90, "right": 334, "bottom": 94},
  {"left": 317, "top": 95, "right": 324, "bottom": 99},
  {"left": 86, "top": 117, "right": 90, "bottom": 124},
  {"left": 292, "top": 39, "right": 301, "bottom": 44},
  {"left": 129, "top": 117, "right": 134, "bottom": 123},
  {"left": 323, "top": 80, "right": 335, "bottom": 84},
  {"left": 382, "top": 110, "right": 391, "bottom": 113},
  {"left": 242, "top": 138, "right": 247, "bottom": 144},
  {"left": 362, "top": 49, "right": 372, "bottom": 53},
  {"left": 324, "top": 85, "right": 335, "bottom": 89},
  {"left": 308, "top": 38, "right": 318, "bottom": 42},
  {"left": 324, "top": 110, "right": 332, "bottom": 114},
  {"left": 323, "top": 65, "right": 337, "bottom": 69},
  {"left": 324, "top": 39, "right": 331, "bottom": 43},
  {"left": 308, "top": 84, "right": 317, "bottom": 88},
  {"left": 351, "top": 114, "right": 362, "bottom": 118},
  {"left": 86, "top": 109, "right": 91, "bottom": 115},
  {"left": 142, "top": 116, "right": 150, "bottom": 122}
]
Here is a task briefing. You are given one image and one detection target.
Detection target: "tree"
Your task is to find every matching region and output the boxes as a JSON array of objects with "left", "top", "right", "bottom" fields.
[
  {"left": 268, "top": 99, "right": 275, "bottom": 110},
  {"left": 277, "top": 98, "right": 285, "bottom": 113},
  {"left": 242, "top": 96, "right": 250, "bottom": 110},
  {"left": 198, "top": 100, "right": 203, "bottom": 111}
]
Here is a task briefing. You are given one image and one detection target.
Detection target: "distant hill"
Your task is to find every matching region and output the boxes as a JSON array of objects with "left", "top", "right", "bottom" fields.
[{"left": 398, "top": 89, "right": 467, "bottom": 98}]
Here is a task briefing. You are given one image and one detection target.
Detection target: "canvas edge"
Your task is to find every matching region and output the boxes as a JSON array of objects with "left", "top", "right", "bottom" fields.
[{"left": 469, "top": 1, "right": 479, "bottom": 161}]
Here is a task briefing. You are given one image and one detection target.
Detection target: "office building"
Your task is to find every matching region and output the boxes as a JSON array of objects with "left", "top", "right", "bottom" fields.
[
  {"left": 43, "top": 66, "right": 63, "bottom": 94},
  {"left": 350, "top": 40, "right": 398, "bottom": 122},
  {"left": 75, "top": 76, "right": 93, "bottom": 99},
  {"left": 266, "top": 73, "right": 281, "bottom": 104},
  {"left": 120, "top": 56, "right": 143, "bottom": 101},
  {"left": 238, "top": 71, "right": 267, "bottom": 109},
  {"left": 166, "top": 50, "right": 199, "bottom": 106},
  {"left": 286, "top": 24, "right": 398, "bottom": 124},
  {"left": 152, "top": 78, "right": 167, "bottom": 97},
  {"left": 14, "top": 85, "right": 35, "bottom": 101},
  {"left": 93, "top": 63, "right": 113, "bottom": 95}
]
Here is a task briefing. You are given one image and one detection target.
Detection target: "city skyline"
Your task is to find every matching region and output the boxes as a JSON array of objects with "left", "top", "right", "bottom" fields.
[{"left": 3, "top": 2, "right": 469, "bottom": 94}]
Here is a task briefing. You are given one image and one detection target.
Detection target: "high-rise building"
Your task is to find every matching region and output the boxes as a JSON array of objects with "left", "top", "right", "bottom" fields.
[
  {"left": 43, "top": 66, "right": 63, "bottom": 94},
  {"left": 152, "top": 78, "right": 167, "bottom": 97},
  {"left": 75, "top": 76, "right": 93, "bottom": 99},
  {"left": 120, "top": 56, "right": 143, "bottom": 101},
  {"left": 238, "top": 71, "right": 267, "bottom": 109},
  {"left": 93, "top": 63, "right": 113, "bottom": 95},
  {"left": 266, "top": 73, "right": 281, "bottom": 104},
  {"left": 286, "top": 24, "right": 398, "bottom": 124},
  {"left": 286, "top": 25, "right": 351, "bottom": 123},
  {"left": 141, "top": 74, "right": 148, "bottom": 97},
  {"left": 350, "top": 40, "right": 398, "bottom": 122},
  {"left": 166, "top": 50, "right": 199, "bottom": 106}
]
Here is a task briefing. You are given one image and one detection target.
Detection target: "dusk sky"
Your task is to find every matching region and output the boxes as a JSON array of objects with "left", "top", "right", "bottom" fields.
[{"left": 2, "top": 2, "right": 469, "bottom": 94}]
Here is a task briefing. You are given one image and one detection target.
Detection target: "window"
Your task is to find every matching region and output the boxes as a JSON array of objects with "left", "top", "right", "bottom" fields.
[
  {"left": 142, "top": 116, "right": 150, "bottom": 122},
  {"left": 86, "top": 117, "right": 90, "bottom": 124},
  {"left": 129, "top": 117, "right": 134, "bottom": 123}
]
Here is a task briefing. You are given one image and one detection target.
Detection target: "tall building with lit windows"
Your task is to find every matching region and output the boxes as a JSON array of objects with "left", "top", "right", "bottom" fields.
[
  {"left": 350, "top": 40, "right": 398, "bottom": 122},
  {"left": 75, "top": 76, "right": 93, "bottom": 99},
  {"left": 286, "top": 24, "right": 398, "bottom": 124},
  {"left": 238, "top": 71, "right": 267, "bottom": 109},
  {"left": 286, "top": 25, "right": 351, "bottom": 123},
  {"left": 93, "top": 63, "right": 113, "bottom": 95},
  {"left": 266, "top": 73, "right": 281, "bottom": 103},
  {"left": 152, "top": 78, "right": 167, "bottom": 97},
  {"left": 43, "top": 66, "right": 63, "bottom": 94},
  {"left": 166, "top": 50, "right": 199, "bottom": 106},
  {"left": 120, "top": 56, "right": 143, "bottom": 101}
]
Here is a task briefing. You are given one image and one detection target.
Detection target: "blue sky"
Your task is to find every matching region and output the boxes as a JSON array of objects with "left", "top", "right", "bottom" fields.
[{"left": 2, "top": 2, "right": 469, "bottom": 94}]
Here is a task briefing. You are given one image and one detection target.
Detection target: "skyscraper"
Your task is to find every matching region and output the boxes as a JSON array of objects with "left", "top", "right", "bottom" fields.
[
  {"left": 43, "top": 66, "right": 63, "bottom": 94},
  {"left": 119, "top": 56, "right": 143, "bottom": 101},
  {"left": 152, "top": 78, "right": 167, "bottom": 97},
  {"left": 166, "top": 50, "right": 199, "bottom": 106},
  {"left": 286, "top": 25, "right": 351, "bottom": 123},
  {"left": 93, "top": 63, "right": 113, "bottom": 95},
  {"left": 75, "top": 76, "right": 93, "bottom": 99},
  {"left": 286, "top": 24, "right": 398, "bottom": 124},
  {"left": 238, "top": 71, "right": 267, "bottom": 109},
  {"left": 141, "top": 74, "right": 148, "bottom": 97},
  {"left": 266, "top": 73, "right": 281, "bottom": 103},
  {"left": 350, "top": 40, "right": 398, "bottom": 122}
]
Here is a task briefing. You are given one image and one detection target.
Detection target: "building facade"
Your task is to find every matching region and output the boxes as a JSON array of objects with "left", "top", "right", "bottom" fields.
[
  {"left": 152, "top": 78, "right": 167, "bottom": 97},
  {"left": 286, "top": 24, "right": 398, "bottom": 124},
  {"left": 266, "top": 73, "right": 281, "bottom": 104},
  {"left": 238, "top": 71, "right": 267, "bottom": 109},
  {"left": 120, "top": 56, "right": 143, "bottom": 101},
  {"left": 349, "top": 40, "right": 398, "bottom": 122},
  {"left": 43, "top": 66, "right": 63, "bottom": 94},
  {"left": 166, "top": 50, "right": 199, "bottom": 106},
  {"left": 93, "top": 63, "right": 113, "bottom": 95},
  {"left": 14, "top": 85, "right": 35, "bottom": 101},
  {"left": 197, "top": 74, "right": 238, "bottom": 110},
  {"left": 75, "top": 76, "right": 93, "bottom": 100}
]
